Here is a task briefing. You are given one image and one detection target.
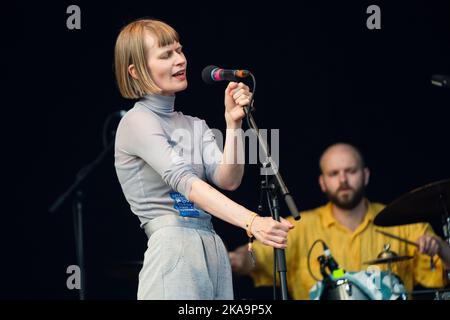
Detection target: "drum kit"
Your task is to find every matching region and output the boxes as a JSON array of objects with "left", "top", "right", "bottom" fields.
[
  {"left": 109, "top": 180, "right": 450, "bottom": 300},
  {"left": 319, "top": 179, "right": 450, "bottom": 300}
]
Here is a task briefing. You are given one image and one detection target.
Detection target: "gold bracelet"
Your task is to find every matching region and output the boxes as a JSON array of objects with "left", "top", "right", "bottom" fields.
[{"left": 246, "top": 212, "right": 258, "bottom": 238}]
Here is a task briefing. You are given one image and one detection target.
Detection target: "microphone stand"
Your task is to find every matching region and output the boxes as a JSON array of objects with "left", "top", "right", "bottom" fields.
[
  {"left": 243, "top": 79, "right": 300, "bottom": 299},
  {"left": 49, "top": 131, "right": 115, "bottom": 300}
]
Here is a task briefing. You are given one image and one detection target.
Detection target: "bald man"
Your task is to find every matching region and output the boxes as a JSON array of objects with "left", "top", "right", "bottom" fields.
[{"left": 230, "top": 143, "right": 450, "bottom": 299}]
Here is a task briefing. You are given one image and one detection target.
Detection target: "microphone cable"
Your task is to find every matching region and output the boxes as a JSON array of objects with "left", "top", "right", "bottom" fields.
[{"left": 307, "top": 239, "right": 327, "bottom": 282}]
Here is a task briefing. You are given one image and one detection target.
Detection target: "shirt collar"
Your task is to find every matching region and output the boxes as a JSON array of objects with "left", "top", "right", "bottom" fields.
[
  {"left": 322, "top": 199, "right": 376, "bottom": 229},
  {"left": 322, "top": 202, "right": 337, "bottom": 228},
  {"left": 140, "top": 93, "right": 175, "bottom": 114}
]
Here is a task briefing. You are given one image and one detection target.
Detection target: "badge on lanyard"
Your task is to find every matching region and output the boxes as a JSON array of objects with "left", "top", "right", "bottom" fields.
[{"left": 169, "top": 192, "right": 200, "bottom": 217}]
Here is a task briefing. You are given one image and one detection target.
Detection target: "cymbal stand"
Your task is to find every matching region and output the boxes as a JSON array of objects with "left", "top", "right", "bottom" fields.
[{"left": 439, "top": 193, "right": 450, "bottom": 281}]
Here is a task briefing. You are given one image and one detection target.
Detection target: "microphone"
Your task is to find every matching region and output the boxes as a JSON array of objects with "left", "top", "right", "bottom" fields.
[
  {"left": 202, "top": 65, "right": 250, "bottom": 84},
  {"left": 321, "top": 241, "right": 345, "bottom": 278},
  {"left": 431, "top": 74, "right": 450, "bottom": 89}
]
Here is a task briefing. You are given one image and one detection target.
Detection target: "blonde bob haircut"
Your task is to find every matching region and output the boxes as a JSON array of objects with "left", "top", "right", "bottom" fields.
[{"left": 114, "top": 19, "right": 180, "bottom": 99}]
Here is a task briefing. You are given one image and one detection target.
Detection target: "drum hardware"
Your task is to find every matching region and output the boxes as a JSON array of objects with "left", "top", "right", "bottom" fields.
[
  {"left": 316, "top": 247, "right": 369, "bottom": 300},
  {"left": 374, "top": 179, "right": 450, "bottom": 229},
  {"left": 436, "top": 291, "right": 450, "bottom": 300},
  {"left": 375, "top": 229, "right": 436, "bottom": 270},
  {"left": 310, "top": 240, "right": 408, "bottom": 300},
  {"left": 374, "top": 178, "right": 450, "bottom": 281},
  {"left": 363, "top": 243, "right": 411, "bottom": 296},
  {"left": 317, "top": 253, "right": 370, "bottom": 300},
  {"left": 312, "top": 179, "right": 450, "bottom": 300},
  {"left": 312, "top": 269, "right": 407, "bottom": 300},
  {"left": 320, "top": 277, "right": 371, "bottom": 300},
  {"left": 408, "top": 288, "right": 450, "bottom": 300},
  {"left": 363, "top": 244, "right": 413, "bottom": 265}
]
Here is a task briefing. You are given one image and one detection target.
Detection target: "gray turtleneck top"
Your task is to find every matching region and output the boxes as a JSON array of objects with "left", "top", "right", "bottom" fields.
[{"left": 114, "top": 94, "right": 222, "bottom": 226}]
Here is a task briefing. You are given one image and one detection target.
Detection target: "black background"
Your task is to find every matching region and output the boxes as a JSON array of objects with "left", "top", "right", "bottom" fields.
[{"left": 4, "top": 1, "right": 450, "bottom": 299}]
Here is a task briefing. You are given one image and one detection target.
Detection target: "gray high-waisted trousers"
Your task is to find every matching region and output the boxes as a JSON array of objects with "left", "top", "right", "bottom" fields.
[{"left": 137, "top": 215, "right": 233, "bottom": 300}]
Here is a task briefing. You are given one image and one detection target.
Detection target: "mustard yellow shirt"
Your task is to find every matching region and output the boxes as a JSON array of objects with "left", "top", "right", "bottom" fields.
[{"left": 250, "top": 201, "right": 447, "bottom": 300}]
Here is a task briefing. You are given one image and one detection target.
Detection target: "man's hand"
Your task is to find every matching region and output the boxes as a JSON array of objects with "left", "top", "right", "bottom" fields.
[
  {"left": 229, "top": 245, "right": 255, "bottom": 275},
  {"left": 417, "top": 234, "right": 443, "bottom": 256}
]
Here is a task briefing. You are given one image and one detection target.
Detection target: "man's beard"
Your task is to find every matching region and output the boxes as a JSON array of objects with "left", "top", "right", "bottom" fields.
[{"left": 326, "top": 184, "right": 365, "bottom": 210}]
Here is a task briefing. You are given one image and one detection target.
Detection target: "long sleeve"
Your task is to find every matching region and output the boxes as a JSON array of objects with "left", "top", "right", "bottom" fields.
[
  {"left": 201, "top": 119, "right": 222, "bottom": 187},
  {"left": 116, "top": 110, "right": 199, "bottom": 198}
]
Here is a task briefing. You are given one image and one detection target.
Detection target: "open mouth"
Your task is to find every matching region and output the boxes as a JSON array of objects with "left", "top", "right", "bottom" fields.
[{"left": 172, "top": 70, "right": 185, "bottom": 77}]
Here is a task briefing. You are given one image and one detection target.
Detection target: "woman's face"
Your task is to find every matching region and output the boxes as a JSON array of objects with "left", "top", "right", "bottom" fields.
[{"left": 144, "top": 32, "right": 187, "bottom": 96}]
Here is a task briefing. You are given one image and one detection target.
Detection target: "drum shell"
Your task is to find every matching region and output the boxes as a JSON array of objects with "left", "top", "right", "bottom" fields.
[{"left": 321, "top": 279, "right": 371, "bottom": 300}]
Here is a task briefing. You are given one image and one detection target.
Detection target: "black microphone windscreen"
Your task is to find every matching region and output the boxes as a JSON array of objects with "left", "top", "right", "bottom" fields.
[{"left": 202, "top": 65, "right": 217, "bottom": 84}]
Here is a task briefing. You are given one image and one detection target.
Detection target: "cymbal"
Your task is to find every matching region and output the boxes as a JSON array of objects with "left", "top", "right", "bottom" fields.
[
  {"left": 374, "top": 179, "right": 450, "bottom": 227},
  {"left": 364, "top": 255, "right": 413, "bottom": 265}
]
